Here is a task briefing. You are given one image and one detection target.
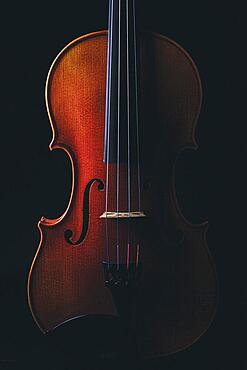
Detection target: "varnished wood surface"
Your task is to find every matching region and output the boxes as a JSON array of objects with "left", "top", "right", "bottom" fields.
[{"left": 28, "top": 31, "right": 217, "bottom": 358}]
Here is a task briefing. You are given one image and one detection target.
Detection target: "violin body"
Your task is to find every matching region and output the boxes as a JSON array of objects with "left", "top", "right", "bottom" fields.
[{"left": 28, "top": 31, "right": 217, "bottom": 358}]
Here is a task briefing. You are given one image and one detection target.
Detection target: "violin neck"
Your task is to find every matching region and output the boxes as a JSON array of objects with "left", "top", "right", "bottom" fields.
[{"left": 104, "top": 0, "right": 139, "bottom": 165}]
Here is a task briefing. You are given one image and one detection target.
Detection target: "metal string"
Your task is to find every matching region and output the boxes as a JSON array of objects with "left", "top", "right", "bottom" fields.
[
  {"left": 105, "top": 0, "right": 114, "bottom": 269},
  {"left": 133, "top": 0, "right": 141, "bottom": 212},
  {"left": 105, "top": 0, "right": 140, "bottom": 269},
  {"left": 116, "top": 0, "right": 121, "bottom": 270},
  {"left": 133, "top": 0, "right": 141, "bottom": 267},
  {"left": 126, "top": 0, "right": 131, "bottom": 260}
]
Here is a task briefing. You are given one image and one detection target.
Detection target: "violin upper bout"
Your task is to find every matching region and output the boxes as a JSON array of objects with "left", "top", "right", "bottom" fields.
[
  {"left": 41, "top": 33, "right": 108, "bottom": 227},
  {"left": 140, "top": 32, "right": 202, "bottom": 157}
]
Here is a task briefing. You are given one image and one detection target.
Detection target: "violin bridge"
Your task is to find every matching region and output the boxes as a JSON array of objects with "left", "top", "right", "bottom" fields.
[{"left": 100, "top": 211, "right": 146, "bottom": 219}]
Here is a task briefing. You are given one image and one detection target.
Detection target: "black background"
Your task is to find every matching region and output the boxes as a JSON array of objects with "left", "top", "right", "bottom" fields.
[{"left": 0, "top": 0, "right": 246, "bottom": 369}]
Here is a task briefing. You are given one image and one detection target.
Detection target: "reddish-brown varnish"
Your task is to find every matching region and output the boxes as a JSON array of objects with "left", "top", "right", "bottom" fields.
[{"left": 28, "top": 31, "right": 218, "bottom": 358}]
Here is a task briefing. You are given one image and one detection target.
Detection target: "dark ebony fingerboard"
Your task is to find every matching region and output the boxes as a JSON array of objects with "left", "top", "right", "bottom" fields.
[{"left": 104, "top": 0, "right": 139, "bottom": 165}]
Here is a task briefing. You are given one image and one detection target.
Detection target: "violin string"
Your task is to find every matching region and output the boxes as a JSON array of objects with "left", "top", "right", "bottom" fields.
[
  {"left": 105, "top": 0, "right": 114, "bottom": 268},
  {"left": 116, "top": 0, "right": 121, "bottom": 270},
  {"left": 126, "top": 0, "right": 131, "bottom": 259},
  {"left": 133, "top": 0, "right": 141, "bottom": 212},
  {"left": 133, "top": 0, "right": 141, "bottom": 266}
]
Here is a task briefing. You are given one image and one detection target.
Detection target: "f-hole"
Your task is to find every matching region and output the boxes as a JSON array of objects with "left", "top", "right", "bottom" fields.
[{"left": 64, "top": 178, "right": 104, "bottom": 246}]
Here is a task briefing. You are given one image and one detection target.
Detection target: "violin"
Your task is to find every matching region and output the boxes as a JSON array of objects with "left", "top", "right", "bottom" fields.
[{"left": 28, "top": 0, "right": 218, "bottom": 358}]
